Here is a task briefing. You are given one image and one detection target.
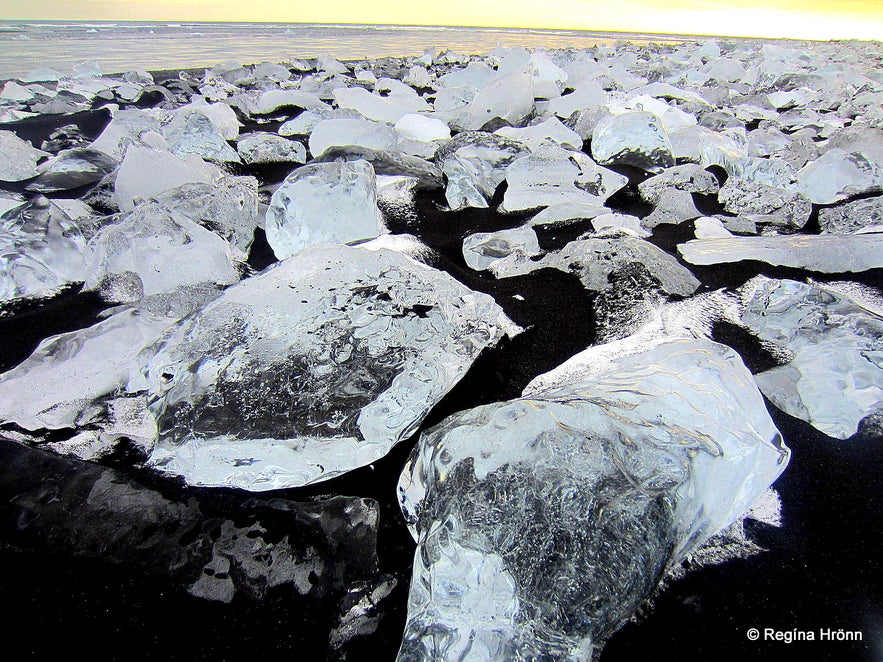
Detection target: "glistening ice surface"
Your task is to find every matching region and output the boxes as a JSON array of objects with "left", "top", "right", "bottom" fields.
[
  {"left": 397, "top": 338, "right": 789, "bottom": 661},
  {"left": 133, "top": 243, "right": 515, "bottom": 489}
]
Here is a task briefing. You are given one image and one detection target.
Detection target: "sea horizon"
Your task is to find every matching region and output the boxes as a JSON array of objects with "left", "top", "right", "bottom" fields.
[{"left": 0, "top": 19, "right": 866, "bottom": 81}]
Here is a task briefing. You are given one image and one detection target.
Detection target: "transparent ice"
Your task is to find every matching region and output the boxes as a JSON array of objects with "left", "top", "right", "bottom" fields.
[
  {"left": 0, "top": 130, "right": 50, "bottom": 181},
  {"left": 741, "top": 277, "right": 883, "bottom": 439},
  {"left": 85, "top": 199, "right": 239, "bottom": 297},
  {"left": 590, "top": 111, "right": 675, "bottom": 173},
  {"left": 265, "top": 159, "right": 382, "bottom": 260},
  {"left": 131, "top": 243, "right": 515, "bottom": 490},
  {"left": 500, "top": 145, "right": 628, "bottom": 213},
  {"left": 236, "top": 132, "right": 307, "bottom": 165},
  {"left": 0, "top": 196, "right": 91, "bottom": 302},
  {"left": 397, "top": 337, "right": 789, "bottom": 661}
]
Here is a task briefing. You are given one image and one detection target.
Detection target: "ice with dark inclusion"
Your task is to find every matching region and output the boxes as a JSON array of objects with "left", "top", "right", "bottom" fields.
[
  {"left": 397, "top": 337, "right": 789, "bottom": 661},
  {"left": 130, "top": 243, "right": 516, "bottom": 490},
  {"left": 740, "top": 277, "right": 883, "bottom": 440},
  {"left": 492, "top": 230, "right": 700, "bottom": 297}
]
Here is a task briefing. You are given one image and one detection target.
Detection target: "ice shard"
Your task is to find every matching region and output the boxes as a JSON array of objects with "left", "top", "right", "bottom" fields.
[
  {"left": 740, "top": 277, "right": 883, "bottom": 439},
  {"left": 131, "top": 243, "right": 516, "bottom": 490},
  {"left": 0, "top": 131, "right": 50, "bottom": 181},
  {"left": 500, "top": 145, "right": 628, "bottom": 213},
  {"left": 0, "top": 196, "right": 91, "bottom": 302},
  {"left": 590, "top": 111, "right": 675, "bottom": 173},
  {"left": 265, "top": 160, "right": 382, "bottom": 259},
  {"left": 236, "top": 132, "right": 307, "bottom": 165},
  {"left": 637, "top": 163, "right": 720, "bottom": 205},
  {"left": 492, "top": 230, "right": 699, "bottom": 297},
  {"left": 114, "top": 145, "right": 220, "bottom": 212},
  {"left": 151, "top": 175, "right": 260, "bottom": 255},
  {"left": 435, "top": 132, "right": 530, "bottom": 210},
  {"left": 796, "top": 149, "right": 881, "bottom": 204},
  {"left": 85, "top": 200, "right": 239, "bottom": 297},
  {"left": 0, "top": 307, "right": 172, "bottom": 436},
  {"left": 397, "top": 337, "right": 789, "bottom": 660},
  {"left": 678, "top": 234, "right": 883, "bottom": 272},
  {"left": 87, "top": 109, "right": 164, "bottom": 161},
  {"left": 717, "top": 177, "right": 812, "bottom": 228},
  {"left": 26, "top": 148, "right": 117, "bottom": 193},
  {"left": 819, "top": 196, "right": 883, "bottom": 235},
  {"left": 493, "top": 118, "right": 583, "bottom": 151},
  {"left": 164, "top": 110, "right": 241, "bottom": 164},
  {"left": 462, "top": 226, "right": 541, "bottom": 272}
]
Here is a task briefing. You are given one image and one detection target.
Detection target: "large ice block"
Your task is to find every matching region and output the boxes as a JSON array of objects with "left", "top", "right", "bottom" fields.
[
  {"left": 397, "top": 337, "right": 789, "bottom": 660},
  {"left": 132, "top": 243, "right": 515, "bottom": 490}
]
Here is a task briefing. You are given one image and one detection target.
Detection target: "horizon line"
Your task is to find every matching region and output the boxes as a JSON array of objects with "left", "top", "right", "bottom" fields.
[{"left": 0, "top": 18, "right": 878, "bottom": 44}]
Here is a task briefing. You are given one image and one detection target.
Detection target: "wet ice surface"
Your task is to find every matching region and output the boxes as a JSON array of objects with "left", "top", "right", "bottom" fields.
[
  {"left": 0, "top": 34, "right": 881, "bottom": 662},
  {"left": 132, "top": 243, "right": 514, "bottom": 490},
  {"left": 397, "top": 338, "right": 788, "bottom": 660},
  {"left": 740, "top": 277, "right": 883, "bottom": 439}
]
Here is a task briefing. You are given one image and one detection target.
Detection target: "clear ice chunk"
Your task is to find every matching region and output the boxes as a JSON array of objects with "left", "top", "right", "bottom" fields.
[
  {"left": 678, "top": 234, "right": 883, "bottom": 273},
  {"left": 236, "top": 132, "right": 306, "bottom": 165},
  {"left": 152, "top": 175, "right": 260, "bottom": 255},
  {"left": 446, "top": 68, "right": 536, "bottom": 131},
  {"left": 87, "top": 109, "right": 164, "bottom": 161},
  {"left": 394, "top": 114, "right": 451, "bottom": 143},
  {"left": 500, "top": 145, "right": 629, "bottom": 213},
  {"left": 236, "top": 88, "right": 330, "bottom": 115},
  {"left": 435, "top": 131, "right": 530, "bottom": 211},
  {"left": 308, "top": 118, "right": 398, "bottom": 158},
  {"left": 85, "top": 199, "right": 239, "bottom": 297},
  {"left": 26, "top": 148, "right": 117, "bottom": 193},
  {"left": 0, "top": 131, "right": 50, "bottom": 182},
  {"left": 546, "top": 82, "right": 607, "bottom": 119},
  {"left": 265, "top": 159, "right": 382, "bottom": 259},
  {"left": 641, "top": 188, "right": 701, "bottom": 229},
  {"left": 462, "top": 225, "right": 541, "bottom": 272},
  {"left": 397, "top": 337, "right": 789, "bottom": 660},
  {"left": 164, "top": 110, "right": 241, "bottom": 164},
  {"left": 114, "top": 145, "right": 220, "bottom": 212},
  {"left": 493, "top": 117, "right": 583, "bottom": 151},
  {"left": 0, "top": 196, "right": 91, "bottom": 302},
  {"left": 796, "top": 149, "right": 882, "bottom": 204},
  {"left": 0, "top": 307, "right": 172, "bottom": 433},
  {"left": 493, "top": 231, "right": 700, "bottom": 296},
  {"left": 590, "top": 111, "right": 675, "bottom": 173},
  {"left": 131, "top": 243, "right": 515, "bottom": 490},
  {"left": 741, "top": 277, "right": 883, "bottom": 439},
  {"left": 527, "top": 202, "right": 607, "bottom": 228},
  {"left": 637, "top": 163, "right": 720, "bottom": 205},
  {"left": 333, "top": 86, "right": 430, "bottom": 124}
]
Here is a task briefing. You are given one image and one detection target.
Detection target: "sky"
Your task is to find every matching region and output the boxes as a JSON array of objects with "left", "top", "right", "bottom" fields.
[{"left": 0, "top": 0, "right": 881, "bottom": 40}]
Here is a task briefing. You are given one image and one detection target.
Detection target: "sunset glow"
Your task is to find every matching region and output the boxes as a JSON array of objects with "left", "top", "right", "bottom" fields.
[{"left": 0, "top": 0, "right": 881, "bottom": 41}]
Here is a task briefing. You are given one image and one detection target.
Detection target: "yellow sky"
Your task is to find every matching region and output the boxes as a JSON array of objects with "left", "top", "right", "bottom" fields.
[{"left": 1, "top": 0, "right": 881, "bottom": 40}]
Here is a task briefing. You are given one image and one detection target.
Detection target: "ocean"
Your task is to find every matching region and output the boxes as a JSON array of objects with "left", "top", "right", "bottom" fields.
[{"left": 0, "top": 20, "right": 687, "bottom": 80}]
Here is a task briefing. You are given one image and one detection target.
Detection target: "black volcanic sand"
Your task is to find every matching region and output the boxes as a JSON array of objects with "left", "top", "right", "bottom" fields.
[{"left": 0, "top": 93, "right": 881, "bottom": 662}]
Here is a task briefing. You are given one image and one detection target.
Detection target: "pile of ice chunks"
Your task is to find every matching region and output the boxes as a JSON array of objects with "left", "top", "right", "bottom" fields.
[{"left": 1, "top": 37, "right": 882, "bottom": 660}]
